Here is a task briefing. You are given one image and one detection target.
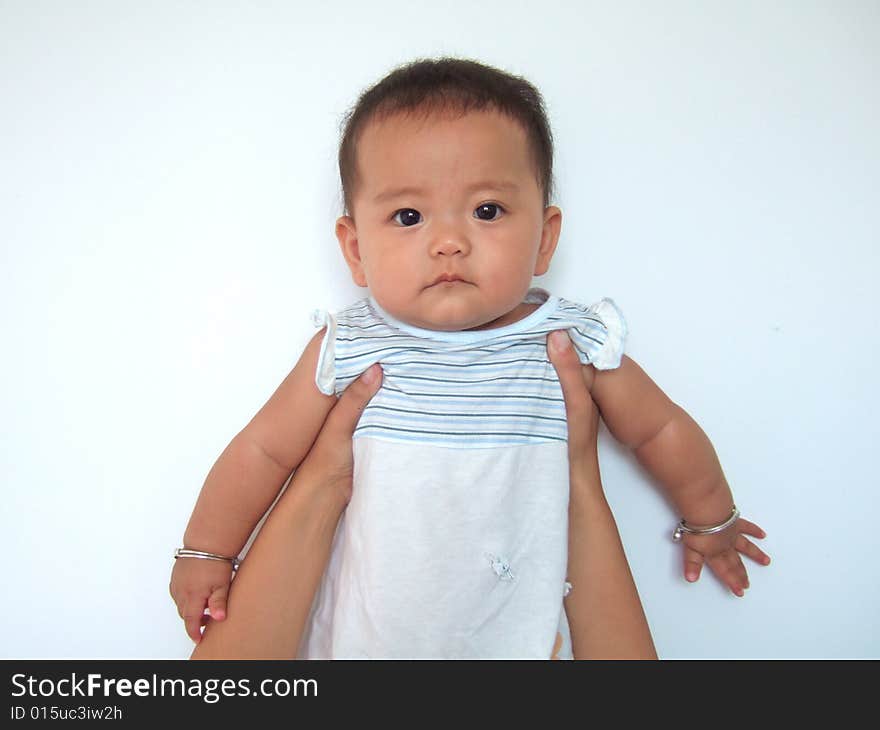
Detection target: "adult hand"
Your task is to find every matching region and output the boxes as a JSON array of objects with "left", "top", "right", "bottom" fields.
[
  {"left": 294, "top": 363, "right": 384, "bottom": 506},
  {"left": 547, "top": 331, "right": 602, "bottom": 496},
  {"left": 546, "top": 330, "right": 657, "bottom": 659}
]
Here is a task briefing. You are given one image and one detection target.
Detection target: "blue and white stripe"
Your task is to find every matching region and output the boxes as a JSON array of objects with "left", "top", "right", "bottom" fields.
[{"left": 311, "top": 287, "right": 626, "bottom": 449}]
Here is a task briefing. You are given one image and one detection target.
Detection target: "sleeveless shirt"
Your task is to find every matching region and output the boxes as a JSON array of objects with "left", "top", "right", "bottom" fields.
[{"left": 297, "top": 287, "right": 626, "bottom": 658}]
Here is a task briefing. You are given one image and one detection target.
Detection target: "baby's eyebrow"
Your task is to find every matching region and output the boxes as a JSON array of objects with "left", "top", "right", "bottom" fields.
[{"left": 373, "top": 180, "right": 520, "bottom": 204}]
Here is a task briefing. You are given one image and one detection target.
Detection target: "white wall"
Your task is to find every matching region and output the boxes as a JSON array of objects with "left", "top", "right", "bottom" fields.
[{"left": 2, "top": 0, "right": 877, "bottom": 659}]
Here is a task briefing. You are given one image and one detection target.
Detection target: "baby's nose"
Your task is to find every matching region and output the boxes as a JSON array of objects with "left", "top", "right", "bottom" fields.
[{"left": 429, "top": 222, "right": 471, "bottom": 256}]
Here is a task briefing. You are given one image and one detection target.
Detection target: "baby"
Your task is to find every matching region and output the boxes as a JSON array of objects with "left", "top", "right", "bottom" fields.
[{"left": 170, "top": 57, "right": 769, "bottom": 658}]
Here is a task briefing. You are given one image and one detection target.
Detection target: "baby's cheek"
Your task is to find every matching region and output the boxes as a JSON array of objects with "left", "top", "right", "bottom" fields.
[
  {"left": 484, "top": 259, "right": 532, "bottom": 302},
  {"left": 371, "top": 287, "right": 408, "bottom": 320}
]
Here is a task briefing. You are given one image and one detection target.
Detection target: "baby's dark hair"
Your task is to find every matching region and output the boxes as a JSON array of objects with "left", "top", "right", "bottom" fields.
[{"left": 338, "top": 56, "right": 555, "bottom": 218}]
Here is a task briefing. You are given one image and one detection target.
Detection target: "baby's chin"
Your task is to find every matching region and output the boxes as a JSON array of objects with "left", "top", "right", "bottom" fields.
[
  {"left": 404, "top": 314, "right": 487, "bottom": 332},
  {"left": 373, "top": 286, "right": 534, "bottom": 333},
  {"left": 378, "top": 299, "right": 498, "bottom": 332}
]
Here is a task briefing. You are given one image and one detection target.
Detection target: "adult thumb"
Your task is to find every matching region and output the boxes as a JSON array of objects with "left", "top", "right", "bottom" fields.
[{"left": 321, "top": 364, "right": 383, "bottom": 439}]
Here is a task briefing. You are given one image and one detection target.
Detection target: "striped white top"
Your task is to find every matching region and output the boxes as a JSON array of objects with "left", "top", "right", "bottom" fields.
[
  {"left": 311, "top": 287, "right": 627, "bottom": 449},
  {"left": 299, "top": 287, "right": 627, "bottom": 659}
]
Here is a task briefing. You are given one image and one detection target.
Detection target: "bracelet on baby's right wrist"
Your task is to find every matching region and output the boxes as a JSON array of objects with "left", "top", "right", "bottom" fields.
[{"left": 173, "top": 547, "right": 241, "bottom": 571}]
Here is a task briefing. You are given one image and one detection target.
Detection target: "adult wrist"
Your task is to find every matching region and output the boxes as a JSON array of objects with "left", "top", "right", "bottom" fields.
[
  {"left": 288, "top": 464, "right": 351, "bottom": 518},
  {"left": 568, "top": 478, "right": 609, "bottom": 507}
]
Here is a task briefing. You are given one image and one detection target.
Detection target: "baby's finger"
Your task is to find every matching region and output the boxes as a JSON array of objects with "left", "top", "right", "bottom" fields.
[
  {"left": 183, "top": 601, "right": 206, "bottom": 643},
  {"left": 321, "top": 364, "right": 383, "bottom": 442},
  {"left": 546, "top": 331, "right": 597, "bottom": 453},
  {"left": 736, "top": 534, "right": 772, "bottom": 566},
  {"left": 683, "top": 545, "right": 704, "bottom": 583},
  {"left": 709, "top": 551, "right": 749, "bottom": 596},
  {"left": 736, "top": 518, "right": 767, "bottom": 540},
  {"left": 207, "top": 585, "right": 229, "bottom": 621}
]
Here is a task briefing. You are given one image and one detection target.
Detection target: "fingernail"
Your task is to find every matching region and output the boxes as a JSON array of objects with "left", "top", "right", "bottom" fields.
[
  {"left": 362, "top": 364, "right": 379, "bottom": 384},
  {"left": 549, "top": 330, "right": 570, "bottom": 353}
]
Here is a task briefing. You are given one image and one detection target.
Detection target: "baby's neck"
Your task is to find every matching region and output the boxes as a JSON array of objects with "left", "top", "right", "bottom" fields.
[{"left": 463, "top": 302, "right": 542, "bottom": 332}]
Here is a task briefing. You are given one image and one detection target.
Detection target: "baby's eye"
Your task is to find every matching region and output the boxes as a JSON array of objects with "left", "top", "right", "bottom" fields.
[
  {"left": 391, "top": 208, "right": 422, "bottom": 227},
  {"left": 474, "top": 203, "right": 505, "bottom": 221}
]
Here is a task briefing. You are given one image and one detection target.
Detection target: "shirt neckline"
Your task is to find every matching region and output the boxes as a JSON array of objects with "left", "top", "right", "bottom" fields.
[{"left": 367, "top": 287, "right": 560, "bottom": 344}]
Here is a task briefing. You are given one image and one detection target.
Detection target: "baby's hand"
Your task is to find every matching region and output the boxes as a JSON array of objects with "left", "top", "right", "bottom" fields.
[
  {"left": 680, "top": 518, "right": 771, "bottom": 597},
  {"left": 169, "top": 557, "right": 236, "bottom": 643}
]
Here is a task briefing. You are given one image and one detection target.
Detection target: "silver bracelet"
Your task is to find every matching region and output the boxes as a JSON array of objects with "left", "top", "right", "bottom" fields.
[
  {"left": 174, "top": 547, "right": 240, "bottom": 572},
  {"left": 672, "top": 505, "right": 739, "bottom": 542}
]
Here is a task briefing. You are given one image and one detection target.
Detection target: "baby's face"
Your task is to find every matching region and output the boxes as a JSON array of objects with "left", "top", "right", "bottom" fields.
[{"left": 336, "top": 109, "right": 562, "bottom": 331}]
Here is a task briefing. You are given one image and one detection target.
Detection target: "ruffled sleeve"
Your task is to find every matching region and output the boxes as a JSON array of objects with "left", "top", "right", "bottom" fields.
[
  {"left": 561, "top": 297, "right": 627, "bottom": 370},
  {"left": 584, "top": 298, "right": 627, "bottom": 369},
  {"left": 310, "top": 308, "right": 337, "bottom": 396}
]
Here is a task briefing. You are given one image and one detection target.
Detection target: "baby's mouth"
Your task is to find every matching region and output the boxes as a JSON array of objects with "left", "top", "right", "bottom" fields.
[{"left": 427, "top": 273, "right": 470, "bottom": 288}]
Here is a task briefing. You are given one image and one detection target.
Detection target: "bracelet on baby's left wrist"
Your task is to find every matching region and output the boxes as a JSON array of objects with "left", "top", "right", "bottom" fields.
[{"left": 672, "top": 505, "right": 739, "bottom": 542}]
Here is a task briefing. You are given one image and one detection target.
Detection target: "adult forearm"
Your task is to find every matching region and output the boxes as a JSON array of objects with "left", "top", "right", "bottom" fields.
[
  {"left": 191, "top": 470, "right": 346, "bottom": 659},
  {"left": 566, "top": 482, "right": 657, "bottom": 660},
  {"left": 183, "top": 434, "right": 294, "bottom": 555},
  {"left": 634, "top": 405, "right": 734, "bottom": 524}
]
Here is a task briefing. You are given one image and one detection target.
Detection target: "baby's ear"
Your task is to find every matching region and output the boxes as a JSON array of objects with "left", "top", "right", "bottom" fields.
[
  {"left": 335, "top": 216, "right": 368, "bottom": 287},
  {"left": 534, "top": 206, "right": 562, "bottom": 276}
]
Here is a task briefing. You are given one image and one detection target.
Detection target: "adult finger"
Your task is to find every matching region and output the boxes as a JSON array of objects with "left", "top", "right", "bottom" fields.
[
  {"left": 546, "top": 330, "right": 599, "bottom": 459},
  {"left": 317, "top": 364, "right": 383, "bottom": 444}
]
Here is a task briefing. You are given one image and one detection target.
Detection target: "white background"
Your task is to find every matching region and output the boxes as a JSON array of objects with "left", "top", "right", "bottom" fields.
[{"left": 2, "top": 0, "right": 877, "bottom": 659}]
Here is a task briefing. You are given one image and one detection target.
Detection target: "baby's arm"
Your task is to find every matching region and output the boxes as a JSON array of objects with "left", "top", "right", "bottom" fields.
[
  {"left": 587, "top": 356, "right": 732, "bottom": 524},
  {"left": 182, "top": 328, "right": 336, "bottom": 553},
  {"left": 171, "top": 328, "right": 338, "bottom": 640},
  {"left": 586, "top": 356, "right": 768, "bottom": 594}
]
